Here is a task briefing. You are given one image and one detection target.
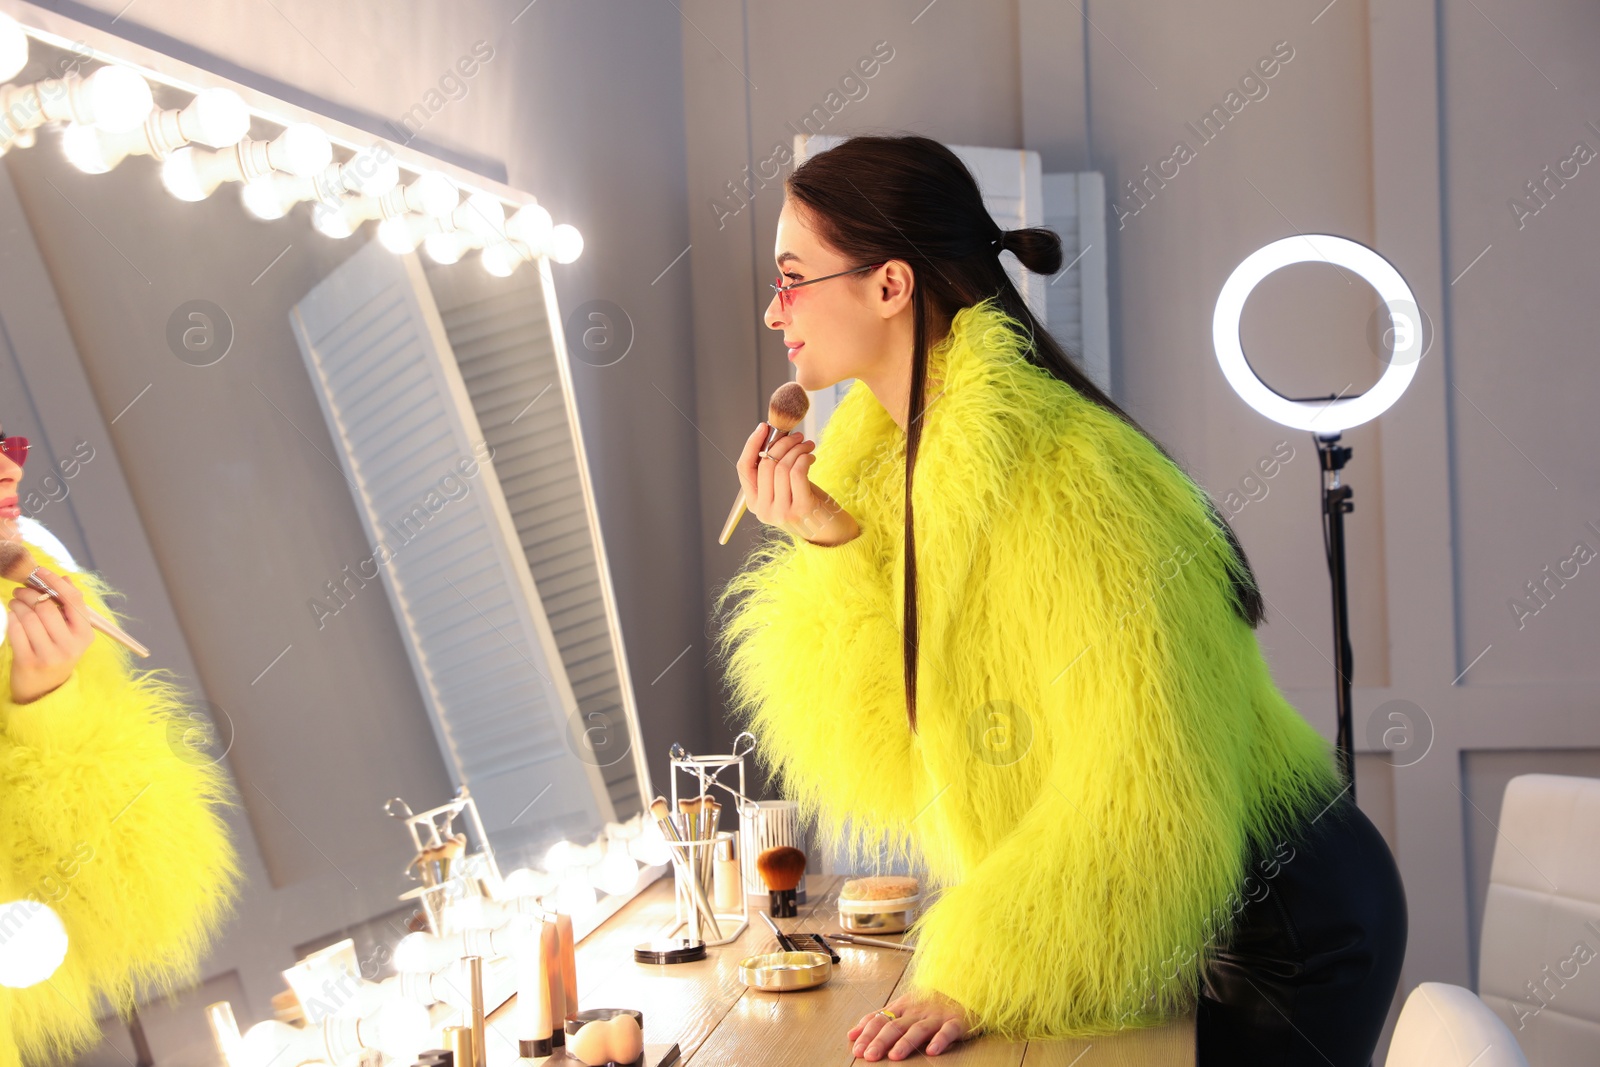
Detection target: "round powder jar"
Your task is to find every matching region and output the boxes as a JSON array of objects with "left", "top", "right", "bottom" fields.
[{"left": 837, "top": 875, "right": 921, "bottom": 934}]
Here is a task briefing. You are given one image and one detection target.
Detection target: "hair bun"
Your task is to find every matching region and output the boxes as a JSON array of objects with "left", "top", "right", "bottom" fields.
[{"left": 998, "top": 225, "right": 1064, "bottom": 276}]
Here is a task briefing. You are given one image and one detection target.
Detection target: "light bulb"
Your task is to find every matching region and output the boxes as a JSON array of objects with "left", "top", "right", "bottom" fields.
[
  {"left": 556, "top": 876, "right": 597, "bottom": 917},
  {"left": 422, "top": 230, "right": 465, "bottom": 265},
  {"left": 185, "top": 87, "right": 251, "bottom": 148},
  {"left": 160, "top": 145, "right": 211, "bottom": 201},
  {"left": 393, "top": 928, "right": 500, "bottom": 974},
  {"left": 240, "top": 176, "right": 290, "bottom": 220},
  {"left": 81, "top": 66, "right": 153, "bottom": 133},
  {"left": 311, "top": 198, "right": 357, "bottom": 239},
  {"left": 61, "top": 123, "right": 114, "bottom": 174},
  {"left": 451, "top": 191, "right": 505, "bottom": 240},
  {"left": 0, "top": 14, "right": 29, "bottom": 83},
  {"left": 501, "top": 866, "right": 555, "bottom": 900},
  {"left": 480, "top": 240, "right": 527, "bottom": 278},
  {"left": 364, "top": 998, "right": 429, "bottom": 1064},
  {"left": 627, "top": 823, "right": 671, "bottom": 866},
  {"left": 506, "top": 204, "right": 553, "bottom": 248},
  {"left": 241, "top": 1021, "right": 326, "bottom": 1067},
  {"left": 275, "top": 123, "right": 333, "bottom": 176},
  {"left": 332, "top": 149, "right": 399, "bottom": 197},
  {"left": 411, "top": 171, "right": 457, "bottom": 217},
  {"left": 0, "top": 900, "right": 68, "bottom": 987},
  {"left": 377, "top": 215, "right": 423, "bottom": 254},
  {"left": 543, "top": 839, "right": 578, "bottom": 874},
  {"left": 392, "top": 932, "right": 432, "bottom": 975},
  {"left": 546, "top": 223, "right": 583, "bottom": 264},
  {"left": 592, "top": 844, "right": 641, "bottom": 897}
]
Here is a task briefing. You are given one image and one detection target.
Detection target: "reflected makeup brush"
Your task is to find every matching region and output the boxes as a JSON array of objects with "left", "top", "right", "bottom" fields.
[
  {"left": 717, "top": 382, "right": 810, "bottom": 545},
  {"left": 0, "top": 541, "right": 151, "bottom": 658}
]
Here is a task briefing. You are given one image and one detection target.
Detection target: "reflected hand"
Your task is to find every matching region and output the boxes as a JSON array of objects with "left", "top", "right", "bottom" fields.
[{"left": 7, "top": 569, "right": 94, "bottom": 704}]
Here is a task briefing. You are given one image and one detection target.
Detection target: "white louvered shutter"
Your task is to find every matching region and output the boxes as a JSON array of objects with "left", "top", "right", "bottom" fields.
[
  {"left": 290, "top": 237, "right": 615, "bottom": 864},
  {"left": 1041, "top": 171, "right": 1111, "bottom": 395},
  {"left": 422, "top": 260, "right": 646, "bottom": 822}
]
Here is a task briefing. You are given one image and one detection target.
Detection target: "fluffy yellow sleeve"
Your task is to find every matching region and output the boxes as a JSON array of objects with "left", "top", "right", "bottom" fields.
[{"left": 0, "top": 559, "right": 239, "bottom": 1066}]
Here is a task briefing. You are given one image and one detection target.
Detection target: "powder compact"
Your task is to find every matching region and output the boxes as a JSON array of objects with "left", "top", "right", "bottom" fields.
[
  {"left": 737, "top": 950, "right": 833, "bottom": 992},
  {"left": 836, "top": 875, "right": 921, "bottom": 935}
]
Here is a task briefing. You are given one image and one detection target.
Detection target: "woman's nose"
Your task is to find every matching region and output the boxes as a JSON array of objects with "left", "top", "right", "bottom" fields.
[{"left": 763, "top": 293, "right": 786, "bottom": 330}]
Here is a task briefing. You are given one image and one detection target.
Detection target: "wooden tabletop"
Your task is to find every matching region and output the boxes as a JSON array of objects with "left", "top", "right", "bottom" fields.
[{"left": 488, "top": 873, "right": 1195, "bottom": 1066}]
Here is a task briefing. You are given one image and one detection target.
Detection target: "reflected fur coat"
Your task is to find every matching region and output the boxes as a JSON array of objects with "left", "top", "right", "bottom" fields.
[
  {"left": 713, "top": 297, "right": 1341, "bottom": 1037},
  {"left": 0, "top": 522, "right": 238, "bottom": 1067}
]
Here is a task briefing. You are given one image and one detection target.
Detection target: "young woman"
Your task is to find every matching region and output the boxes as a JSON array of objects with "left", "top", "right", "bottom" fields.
[
  {"left": 0, "top": 424, "right": 237, "bottom": 1067},
  {"left": 713, "top": 136, "right": 1406, "bottom": 1064}
]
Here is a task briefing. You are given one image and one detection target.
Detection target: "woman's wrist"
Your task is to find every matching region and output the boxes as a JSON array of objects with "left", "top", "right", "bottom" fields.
[{"left": 787, "top": 492, "right": 861, "bottom": 546}]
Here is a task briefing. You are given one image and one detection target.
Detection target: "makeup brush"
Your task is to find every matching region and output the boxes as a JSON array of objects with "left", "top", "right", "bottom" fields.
[
  {"left": 649, "top": 796, "right": 723, "bottom": 940},
  {"left": 0, "top": 541, "right": 151, "bottom": 658},
  {"left": 678, "top": 796, "right": 720, "bottom": 843},
  {"left": 717, "top": 382, "right": 810, "bottom": 545},
  {"left": 758, "top": 910, "right": 799, "bottom": 954},
  {"left": 756, "top": 845, "right": 807, "bottom": 919},
  {"left": 831, "top": 932, "right": 915, "bottom": 952}
]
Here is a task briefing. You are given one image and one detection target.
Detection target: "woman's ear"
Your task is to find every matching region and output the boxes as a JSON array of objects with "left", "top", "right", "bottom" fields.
[{"left": 874, "top": 259, "right": 915, "bottom": 320}]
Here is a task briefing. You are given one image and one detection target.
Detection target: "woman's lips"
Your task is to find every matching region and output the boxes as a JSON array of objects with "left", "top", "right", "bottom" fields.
[
  {"left": 786, "top": 342, "right": 804, "bottom": 361},
  {"left": 0, "top": 498, "right": 19, "bottom": 519}
]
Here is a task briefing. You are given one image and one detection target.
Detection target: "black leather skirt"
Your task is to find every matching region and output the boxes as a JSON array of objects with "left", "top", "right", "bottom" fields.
[{"left": 1195, "top": 790, "right": 1408, "bottom": 1066}]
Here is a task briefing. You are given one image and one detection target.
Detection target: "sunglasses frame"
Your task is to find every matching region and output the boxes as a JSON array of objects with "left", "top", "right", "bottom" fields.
[{"left": 771, "top": 261, "right": 886, "bottom": 311}]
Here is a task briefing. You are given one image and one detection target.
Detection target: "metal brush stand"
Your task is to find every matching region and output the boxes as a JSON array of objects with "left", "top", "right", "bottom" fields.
[
  {"left": 385, "top": 787, "right": 504, "bottom": 935},
  {"left": 665, "top": 735, "right": 755, "bottom": 947}
]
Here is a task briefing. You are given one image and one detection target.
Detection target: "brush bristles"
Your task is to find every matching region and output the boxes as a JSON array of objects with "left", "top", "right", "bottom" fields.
[
  {"left": 767, "top": 383, "right": 809, "bottom": 430},
  {"left": 755, "top": 845, "right": 807, "bottom": 892},
  {"left": 0, "top": 540, "right": 36, "bottom": 582}
]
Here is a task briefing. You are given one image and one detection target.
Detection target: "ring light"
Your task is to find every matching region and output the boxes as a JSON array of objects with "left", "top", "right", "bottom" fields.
[{"left": 1212, "top": 234, "right": 1421, "bottom": 432}]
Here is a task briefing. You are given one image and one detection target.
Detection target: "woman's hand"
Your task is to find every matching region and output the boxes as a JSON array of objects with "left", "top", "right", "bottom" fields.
[
  {"left": 7, "top": 570, "right": 95, "bottom": 704},
  {"left": 736, "top": 423, "right": 860, "bottom": 545},
  {"left": 848, "top": 990, "right": 975, "bottom": 1060}
]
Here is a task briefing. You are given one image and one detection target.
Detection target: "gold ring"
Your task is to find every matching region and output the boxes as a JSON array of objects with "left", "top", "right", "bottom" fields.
[{"left": 876, "top": 1009, "right": 897, "bottom": 1021}]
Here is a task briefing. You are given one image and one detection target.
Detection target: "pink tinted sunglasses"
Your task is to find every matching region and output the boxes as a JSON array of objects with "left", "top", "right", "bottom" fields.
[{"left": 0, "top": 434, "right": 29, "bottom": 468}]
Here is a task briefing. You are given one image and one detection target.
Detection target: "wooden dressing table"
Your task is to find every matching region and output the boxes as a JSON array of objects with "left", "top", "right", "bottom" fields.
[{"left": 485, "top": 874, "right": 1194, "bottom": 1066}]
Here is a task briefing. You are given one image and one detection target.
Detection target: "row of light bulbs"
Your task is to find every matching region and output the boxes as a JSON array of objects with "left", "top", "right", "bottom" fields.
[{"left": 0, "top": 14, "right": 581, "bottom": 276}]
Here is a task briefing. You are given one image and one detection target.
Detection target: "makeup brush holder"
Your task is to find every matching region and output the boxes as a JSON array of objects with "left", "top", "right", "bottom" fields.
[
  {"left": 385, "top": 788, "right": 503, "bottom": 934},
  {"left": 739, "top": 800, "right": 807, "bottom": 905},
  {"left": 662, "top": 833, "right": 748, "bottom": 948}
]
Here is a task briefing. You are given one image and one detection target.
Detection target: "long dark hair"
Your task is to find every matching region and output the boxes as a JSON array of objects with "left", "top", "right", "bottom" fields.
[{"left": 786, "top": 134, "right": 1265, "bottom": 733}]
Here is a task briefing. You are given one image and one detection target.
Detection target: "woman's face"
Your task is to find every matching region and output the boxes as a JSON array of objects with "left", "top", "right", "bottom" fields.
[
  {"left": 0, "top": 423, "right": 21, "bottom": 542},
  {"left": 763, "top": 197, "right": 912, "bottom": 392}
]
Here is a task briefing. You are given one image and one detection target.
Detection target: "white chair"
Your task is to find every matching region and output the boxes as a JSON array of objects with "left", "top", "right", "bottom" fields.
[
  {"left": 1476, "top": 773, "right": 1600, "bottom": 1064},
  {"left": 1386, "top": 983, "right": 1528, "bottom": 1066}
]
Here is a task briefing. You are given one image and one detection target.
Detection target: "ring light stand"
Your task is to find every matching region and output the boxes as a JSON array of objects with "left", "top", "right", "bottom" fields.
[{"left": 1212, "top": 235, "right": 1423, "bottom": 799}]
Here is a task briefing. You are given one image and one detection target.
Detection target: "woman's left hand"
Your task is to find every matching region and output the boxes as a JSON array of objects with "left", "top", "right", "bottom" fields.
[{"left": 849, "top": 990, "right": 975, "bottom": 1060}]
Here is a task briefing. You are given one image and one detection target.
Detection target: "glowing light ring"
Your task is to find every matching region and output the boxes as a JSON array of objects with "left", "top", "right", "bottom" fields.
[{"left": 1212, "top": 234, "right": 1421, "bottom": 433}]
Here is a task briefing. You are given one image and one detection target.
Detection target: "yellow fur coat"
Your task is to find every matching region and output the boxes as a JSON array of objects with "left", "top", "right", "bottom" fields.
[
  {"left": 713, "top": 297, "right": 1341, "bottom": 1037},
  {"left": 0, "top": 528, "right": 238, "bottom": 1067}
]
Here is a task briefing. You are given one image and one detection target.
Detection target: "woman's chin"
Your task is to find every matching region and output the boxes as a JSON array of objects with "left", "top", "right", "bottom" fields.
[
  {"left": 0, "top": 518, "right": 19, "bottom": 542},
  {"left": 792, "top": 364, "right": 840, "bottom": 393}
]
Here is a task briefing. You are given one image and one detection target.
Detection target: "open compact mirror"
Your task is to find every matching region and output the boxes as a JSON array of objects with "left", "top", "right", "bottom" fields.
[{"left": 0, "top": 2, "right": 661, "bottom": 1056}]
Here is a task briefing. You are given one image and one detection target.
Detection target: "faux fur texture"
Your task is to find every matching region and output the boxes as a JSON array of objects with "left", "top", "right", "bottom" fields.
[
  {"left": 0, "top": 534, "right": 239, "bottom": 1067},
  {"left": 713, "top": 297, "right": 1342, "bottom": 1037}
]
